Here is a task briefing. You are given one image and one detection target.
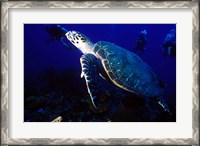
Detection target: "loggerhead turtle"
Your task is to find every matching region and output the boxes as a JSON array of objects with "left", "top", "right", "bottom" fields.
[{"left": 65, "top": 30, "right": 171, "bottom": 114}]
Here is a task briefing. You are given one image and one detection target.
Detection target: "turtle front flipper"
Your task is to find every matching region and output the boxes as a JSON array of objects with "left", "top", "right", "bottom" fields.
[{"left": 80, "top": 53, "right": 103, "bottom": 109}]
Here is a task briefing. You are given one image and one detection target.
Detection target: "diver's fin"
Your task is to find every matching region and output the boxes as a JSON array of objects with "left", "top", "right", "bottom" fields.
[{"left": 80, "top": 54, "right": 102, "bottom": 109}]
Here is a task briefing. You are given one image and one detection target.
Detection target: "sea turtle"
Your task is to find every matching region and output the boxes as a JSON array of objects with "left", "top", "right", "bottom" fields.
[{"left": 65, "top": 30, "right": 171, "bottom": 114}]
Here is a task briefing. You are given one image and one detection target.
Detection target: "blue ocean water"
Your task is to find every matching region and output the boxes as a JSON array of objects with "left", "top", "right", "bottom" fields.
[{"left": 24, "top": 24, "right": 176, "bottom": 122}]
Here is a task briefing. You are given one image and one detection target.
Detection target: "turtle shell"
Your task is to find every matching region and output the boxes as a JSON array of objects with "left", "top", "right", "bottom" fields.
[{"left": 93, "top": 41, "right": 164, "bottom": 98}]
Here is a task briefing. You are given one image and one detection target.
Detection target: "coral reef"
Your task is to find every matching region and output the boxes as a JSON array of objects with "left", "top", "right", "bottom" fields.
[{"left": 24, "top": 68, "right": 174, "bottom": 122}]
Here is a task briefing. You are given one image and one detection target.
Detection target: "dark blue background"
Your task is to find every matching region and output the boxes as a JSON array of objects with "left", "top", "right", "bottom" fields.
[{"left": 24, "top": 24, "right": 176, "bottom": 121}]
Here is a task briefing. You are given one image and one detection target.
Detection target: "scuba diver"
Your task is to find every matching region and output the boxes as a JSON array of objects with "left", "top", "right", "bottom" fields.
[
  {"left": 161, "top": 29, "right": 176, "bottom": 57},
  {"left": 45, "top": 24, "right": 76, "bottom": 49},
  {"left": 133, "top": 30, "right": 148, "bottom": 55}
]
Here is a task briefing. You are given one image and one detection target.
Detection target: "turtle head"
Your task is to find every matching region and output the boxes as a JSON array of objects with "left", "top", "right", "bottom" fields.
[{"left": 66, "top": 31, "right": 94, "bottom": 54}]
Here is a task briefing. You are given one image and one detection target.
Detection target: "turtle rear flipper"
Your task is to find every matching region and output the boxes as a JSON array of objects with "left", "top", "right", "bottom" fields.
[
  {"left": 80, "top": 54, "right": 106, "bottom": 109},
  {"left": 157, "top": 96, "right": 172, "bottom": 115}
]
